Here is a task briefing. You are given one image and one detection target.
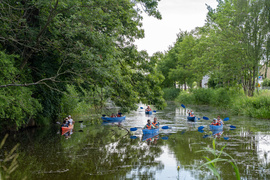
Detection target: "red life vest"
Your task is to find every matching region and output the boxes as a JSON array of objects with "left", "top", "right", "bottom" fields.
[
  {"left": 146, "top": 124, "right": 152, "bottom": 129},
  {"left": 190, "top": 114, "right": 194, "bottom": 117}
]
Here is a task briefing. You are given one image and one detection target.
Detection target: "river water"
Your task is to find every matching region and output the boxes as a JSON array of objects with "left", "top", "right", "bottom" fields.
[{"left": 1, "top": 102, "right": 270, "bottom": 179}]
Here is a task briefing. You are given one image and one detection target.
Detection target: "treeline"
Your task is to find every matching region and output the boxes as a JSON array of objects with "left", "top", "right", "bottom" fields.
[
  {"left": 157, "top": 0, "right": 270, "bottom": 97},
  {"left": 0, "top": 0, "right": 166, "bottom": 130}
]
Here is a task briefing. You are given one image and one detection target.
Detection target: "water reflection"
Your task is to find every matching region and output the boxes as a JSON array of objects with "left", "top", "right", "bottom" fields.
[{"left": 1, "top": 102, "right": 270, "bottom": 179}]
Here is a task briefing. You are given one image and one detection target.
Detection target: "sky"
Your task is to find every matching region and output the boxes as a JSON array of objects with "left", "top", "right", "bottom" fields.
[{"left": 134, "top": 0, "right": 218, "bottom": 56}]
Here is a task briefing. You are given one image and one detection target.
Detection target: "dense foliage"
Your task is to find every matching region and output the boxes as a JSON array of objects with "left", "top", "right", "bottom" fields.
[
  {"left": 0, "top": 0, "right": 166, "bottom": 130},
  {"left": 157, "top": 0, "right": 270, "bottom": 96}
]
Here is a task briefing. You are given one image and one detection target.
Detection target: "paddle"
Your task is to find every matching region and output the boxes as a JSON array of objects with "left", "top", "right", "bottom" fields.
[
  {"left": 181, "top": 104, "right": 186, "bottom": 109},
  {"left": 203, "top": 116, "right": 209, "bottom": 120},
  {"left": 161, "top": 126, "right": 171, "bottom": 129},
  {"left": 161, "top": 136, "right": 169, "bottom": 140},
  {"left": 130, "top": 135, "right": 137, "bottom": 139},
  {"left": 140, "top": 107, "right": 143, "bottom": 109},
  {"left": 130, "top": 127, "right": 138, "bottom": 131},
  {"left": 223, "top": 137, "right": 230, "bottom": 140},
  {"left": 198, "top": 126, "right": 205, "bottom": 130},
  {"left": 223, "top": 117, "right": 229, "bottom": 121},
  {"left": 153, "top": 110, "right": 157, "bottom": 113}
]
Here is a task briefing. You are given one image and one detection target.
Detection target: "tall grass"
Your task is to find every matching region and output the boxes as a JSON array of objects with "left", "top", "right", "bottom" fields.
[
  {"left": 176, "top": 88, "right": 270, "bottom": 119},
  {"left": 0, "top": 134, "right": 24, "bottom": 180},
  {"left": 197, "top": 138, "right": 240, "bottom": 180}
]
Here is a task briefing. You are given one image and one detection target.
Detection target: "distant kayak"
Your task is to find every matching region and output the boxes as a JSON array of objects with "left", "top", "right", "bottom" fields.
[
  {"left": 187, "top": 116, "right": 196, "bottom": 121},
  {"left": 101, "top": 116, "right": 126, "bottom": 122},
  {"left": 145, "top": 111, "right": 152, "bottom": 115},
  {"left": 209, "top": 124, "right": 223, "bottom": 131},
  {"left": 142, "top": 128, "right": 159, "bottom": 134}
]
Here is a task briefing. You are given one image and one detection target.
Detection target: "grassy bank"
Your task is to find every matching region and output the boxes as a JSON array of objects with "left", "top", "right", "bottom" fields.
[{"left": 176, "top": 88, "right": 270, "bottom": 119}]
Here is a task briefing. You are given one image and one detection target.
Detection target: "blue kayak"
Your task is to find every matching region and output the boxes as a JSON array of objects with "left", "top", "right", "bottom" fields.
[
  {"left": 145, "top": 111, "right": 152, "bottom": 115},
  {"left": 187, "top": 116, "right": 196, "bottom": 121},
  {"left": 101, "top": 116, "right": 126, "bottom": 122},
  {"left": 142, "top": 133, "right": 159, "bottom": 141},
  {"left": 209, "top": 124, "right": 223, "bottom": 131},
  {"left": 142, "top": 128, "right": 159, "bottom": 134}
]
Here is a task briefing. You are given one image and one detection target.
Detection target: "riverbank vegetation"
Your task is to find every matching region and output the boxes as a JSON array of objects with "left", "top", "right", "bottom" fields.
[
  {"left": 0, "top": 0, "right": 166, "bottom": 130},
  {"left": 158, "top": 0, "right": 270, "bottom": 118}
]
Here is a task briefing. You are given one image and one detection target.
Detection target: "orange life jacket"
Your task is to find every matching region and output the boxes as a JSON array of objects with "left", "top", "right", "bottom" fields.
[
  {"left": 211, "top": 122, "right": 219, "bottom": 126},
  {"left": 152, "top": 122, "right": 158, "bottom": 126},
  {"left": 190, "top": 114, "right": 194, "bottom": 117},
  {"left": 146, "top": 124, "right": 152, "bottom": 129},
  {"left": 117, "top": 114, "right": 121, "bottom": 117}
]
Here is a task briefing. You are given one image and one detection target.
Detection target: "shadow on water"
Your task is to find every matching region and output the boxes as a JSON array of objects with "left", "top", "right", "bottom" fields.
[{"left": 0, "top": 102, "right": 270, "bottom": 179}]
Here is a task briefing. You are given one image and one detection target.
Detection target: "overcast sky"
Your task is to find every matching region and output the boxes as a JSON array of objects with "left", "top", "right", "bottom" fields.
[{"left": 134, "top": 0, "right": 218, "bottom": 55}]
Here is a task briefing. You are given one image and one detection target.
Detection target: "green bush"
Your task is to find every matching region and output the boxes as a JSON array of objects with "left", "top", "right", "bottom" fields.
[
  {"left": 162, "top": 88, "right": 181, "bottom": 100},
  {"left": 261, "top": 78, "right": 270, "bottom": 86},
  {"left": 176, "top": 90, "right": 195, "bottom": 104}
]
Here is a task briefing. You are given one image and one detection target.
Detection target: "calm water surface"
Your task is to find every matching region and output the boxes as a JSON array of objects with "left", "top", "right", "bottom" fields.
[{"left": 2, "top": 102, "right": 270, "bottom": 179}]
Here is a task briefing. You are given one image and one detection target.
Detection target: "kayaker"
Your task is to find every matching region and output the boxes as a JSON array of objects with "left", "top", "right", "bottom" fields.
[
  {"left": 145, "top": 105, "right": 152, "bottom": 112},
  {"left": 68, "top": 115, "right": 75, "bottom": 125},
  {"left": 211, "top": 118, "right": 219, "bottom": 126},
  {"left": 61, "top": 118, "right": 68, "bottom": 127},
  {"left": 152, "top": 117, "right": 159, "bottom": 128},
  {"left": 143, "top": 119, "right": 155, "bottom": 129},
  {"left": 187, "top": 110, "right": 190, "bottom": 116},
  {"left": 217, "top": 116, "right": 224, "bottom": 125},
  {"left": 190, "top": 110, "right": 194, "bottom": 117},
  {"left": 117, "top": 110, "right": 122, "bottom": 117},
  {"left": 110, "top": 113, "right": 116, "bottom": 118}
]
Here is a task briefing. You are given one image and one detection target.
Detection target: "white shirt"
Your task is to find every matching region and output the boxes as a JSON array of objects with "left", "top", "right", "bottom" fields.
[{"left": 68, "top": 118, "right": 73, "bottom": 124}]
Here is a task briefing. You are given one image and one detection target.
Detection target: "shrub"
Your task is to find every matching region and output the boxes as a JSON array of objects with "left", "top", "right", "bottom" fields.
[
  {"left": 261, "top": 78, "right": 270, "bottom": 86},
  {"left": 162, "top": 88, "right": 181, "bottom": 100}
]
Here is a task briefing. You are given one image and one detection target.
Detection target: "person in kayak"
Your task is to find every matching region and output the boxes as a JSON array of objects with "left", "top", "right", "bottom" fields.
[
  {"left": 145, "top": 105, "right": 152, "bottom": 112},
  {"left": 190, "top": 110, "right": 194, "bottom": 117},
  {"left": 217, "top": 116, "right": 224, "bottom": 125},
  {"left": 68, "top": 115, "right": 75, "bottom": 125},
  {"left": 61, "top": 117, "right": 68, "bottom": 127},
  {"left": 143, "top": 119, "right": 155, "bottom": 129},
  {"left": 110, "top": 113, "right": 116, "bottom": 118},
  {"left": 211, "top": 118, "right": 219, "bottom": 126},
  {"left": 117, "top": 110, "right": 122, "bottom": 117},
  {"left": 152, "top": 117, "right": 160, "bottom": 128},
  {"left": 187, "top": 110, "right": 190, "bottom": 116}
]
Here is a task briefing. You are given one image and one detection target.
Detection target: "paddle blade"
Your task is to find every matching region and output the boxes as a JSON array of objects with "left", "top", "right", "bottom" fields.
[
  {"left": 203, "top": 116, "right": 209, "bottom": 120},
  {"left": 140, "top": 107, "right": 143, "bottom": 109},
  {"left": 223, "top": 137, "right": 230, "bottom": 140},
  {"left": 153, "top": 110, "right": 157, "bottom": 113},
  {"left": 223, "top": 117, "right": 229, "bottom": 121},
  {"left": 203, "top": 135, "right": 209, "bottom": 138},
  {"left": 161, "top": 136, "right": 169, "bottom": 140},
  {"left": 230, "top": 125, "right": 236, "bottom": 129},
  {"left": 162, "top": 126, "right": 169, "bottom": 129},
  {"left": 130, "top": 127, "right": 137, "bottom": 131},
  {"left": 198, "top": 126, "right": 204, "bottom": 130},
  {"left": 130, "top": 136, "right": 137, "bottom": 139},
  {"left": 198, "top": 118, "right": 200, "bottom": 120},
  {"left": 198, "top": 129, "right": 204, "bottom": 133},
  {"left": 181, "top": 104, "right": 186, "bottom": 108}
]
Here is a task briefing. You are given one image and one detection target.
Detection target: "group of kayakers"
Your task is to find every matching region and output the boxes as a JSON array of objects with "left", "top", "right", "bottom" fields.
[
  {"left": 188, "top": 109, "right": 224, "bottom": 126},
  {"left": 211, "top": 115, "right": 224, "bottom": 126},
  {"left": 110, "top": 110, "right": 122, "bottom": 117},
  {"left": 143, "top": 117, "right": 159, "bottom": 129},
  {"left": 61, "top": 115, "right": 75, "bottom": 127}
]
